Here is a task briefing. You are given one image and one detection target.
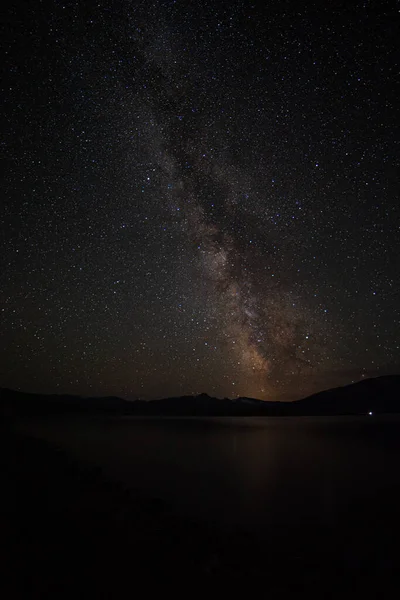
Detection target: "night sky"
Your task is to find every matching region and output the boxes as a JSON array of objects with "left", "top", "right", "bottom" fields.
[{"left": 1, "top": 0, "right": 399, "bottom": 401}]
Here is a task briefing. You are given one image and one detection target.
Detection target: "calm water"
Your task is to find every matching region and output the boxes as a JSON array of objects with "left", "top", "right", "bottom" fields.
[{"left": 21, "top": 416, "right": 400, "bottom": 534}]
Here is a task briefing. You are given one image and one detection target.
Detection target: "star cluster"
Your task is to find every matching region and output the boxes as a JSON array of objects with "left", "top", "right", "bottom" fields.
[{"left": 1, "top": 0, "right": 399, "bottom": 400}]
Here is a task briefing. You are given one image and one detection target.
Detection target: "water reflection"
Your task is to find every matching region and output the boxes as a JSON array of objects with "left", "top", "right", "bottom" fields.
[{"left": 21, "top": 416, "right": 400, "bottom": 535}]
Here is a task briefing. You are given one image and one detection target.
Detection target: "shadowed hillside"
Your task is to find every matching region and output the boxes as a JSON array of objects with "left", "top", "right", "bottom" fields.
[
  {"left": 1, "top": 375, "right": 399, "bottom": 418},
  {"left": 292, "top": 375, "right": 400, "bottom": 416}
]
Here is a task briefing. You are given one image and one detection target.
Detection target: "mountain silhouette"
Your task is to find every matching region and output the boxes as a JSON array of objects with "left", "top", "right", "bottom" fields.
[
  {"left": 291, "top": 374, "right": 400, "bottom": 415},
  {"left": 1, "top": 375, "right": 399, "bottom": 418}
]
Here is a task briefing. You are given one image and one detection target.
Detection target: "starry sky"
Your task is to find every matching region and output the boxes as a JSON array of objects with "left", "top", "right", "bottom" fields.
[{"left": 1, "top": 0, "right": 399, "bottom": 401}]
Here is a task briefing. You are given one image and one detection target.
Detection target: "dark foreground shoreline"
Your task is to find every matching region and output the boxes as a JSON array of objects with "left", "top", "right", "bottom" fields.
[{"left": 1, "top": 423, "right": 399, "bottom": 597}]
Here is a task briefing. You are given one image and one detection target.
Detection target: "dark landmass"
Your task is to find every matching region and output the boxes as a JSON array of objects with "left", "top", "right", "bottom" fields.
[
  {"left": 1, "top": 375, "right": 400, "bottom": 418},
  {"left": 292, "top": 375, "right": 400, "bottom": 416}
]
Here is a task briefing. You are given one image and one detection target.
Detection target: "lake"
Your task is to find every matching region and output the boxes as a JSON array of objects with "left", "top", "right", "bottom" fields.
[{"left": 21, "top": 415, "right": 400, "bottom": 542}]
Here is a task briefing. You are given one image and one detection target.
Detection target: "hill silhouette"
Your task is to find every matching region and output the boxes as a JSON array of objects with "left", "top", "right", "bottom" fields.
[
  {"left": 292, "top": 374, "right": 400, "bottom": 415},
  {"left": 1, "top": 375, "right": 399, "bottom": 418}
]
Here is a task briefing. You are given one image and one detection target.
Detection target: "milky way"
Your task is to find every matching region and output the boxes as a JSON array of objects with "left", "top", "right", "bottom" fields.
[{"left": 1, "top": 0, "right": 399, "bottom": 400}]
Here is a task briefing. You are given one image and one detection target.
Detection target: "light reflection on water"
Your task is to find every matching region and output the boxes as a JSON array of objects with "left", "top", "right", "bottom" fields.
[{"left": 21, "top": 416, "right": 400, "bottom": 533}]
